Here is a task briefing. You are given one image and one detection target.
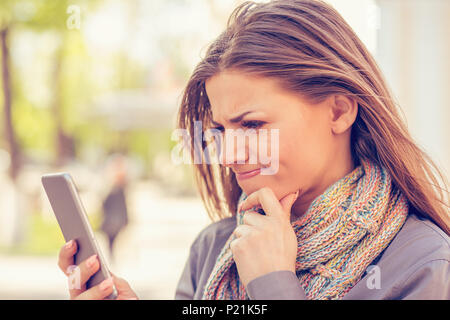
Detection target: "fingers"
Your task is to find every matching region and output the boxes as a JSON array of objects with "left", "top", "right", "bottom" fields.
[
  {"left": 68, "top": 254, "right": 101, "bottom": 299},
  {"left": 111, "top": 273, "right": 130, "bottom": 292},
  {"left": 58, "top": 240, "right": 104, "bottom": 299},
  {"left": 233, "top": 224, "right": 253, "bottom": 238},
  {"left": 110, "top": 273, "right": 139, "bottom": 300},
  {"left": 58, "top": 240, "right": 122, "bottom": 300},
  {"left": 242, "top": 211, "right": 265, "bottom": 228},
  {"left": 74, "top": 277, "right": 115, "bottom": 300},
  {"left": 279, "top": 190, "right": 300, "bottom": 216},
  {"left": 239, "top": 188, "right": 300, "bottom": 219},
  {"left": 58, "top": 240, "right": 77, "bottom": 276},
  {"left": 110, "top": 273, "right": 124, "bottom": 286},
  {"left": 239, "top": 187, "right": 282, "bottom": 217}
]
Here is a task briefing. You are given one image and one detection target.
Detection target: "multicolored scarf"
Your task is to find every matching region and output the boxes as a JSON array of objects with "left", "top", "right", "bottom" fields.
[{"left": 202, "top": 158, "right": 409, "bottom": 300}]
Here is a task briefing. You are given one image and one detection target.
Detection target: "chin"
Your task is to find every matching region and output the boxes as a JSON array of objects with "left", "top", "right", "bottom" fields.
[
  {"left": 236, "top": 180, "right": 259, "bottom": 195},
  {"left": 237, "top": 176, "right": 277, "bottom": 196}
]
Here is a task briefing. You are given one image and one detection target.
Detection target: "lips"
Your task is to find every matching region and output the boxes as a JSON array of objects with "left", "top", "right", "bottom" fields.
[{"left": 235, "top": 168, "right": 261, "bottom": 180}]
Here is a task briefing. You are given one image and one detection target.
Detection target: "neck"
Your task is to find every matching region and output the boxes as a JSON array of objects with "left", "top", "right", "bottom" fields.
[{"left": 290, "top": 155, "right": 356, "bottom": 223}]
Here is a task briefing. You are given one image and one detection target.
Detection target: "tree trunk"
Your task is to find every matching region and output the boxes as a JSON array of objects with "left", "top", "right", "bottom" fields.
[
  {"left": 1, "top": 27, "right": 21, "bottom": 181},
  {"left": 52, "top": 36, "right": 75, "bottom": 167}
]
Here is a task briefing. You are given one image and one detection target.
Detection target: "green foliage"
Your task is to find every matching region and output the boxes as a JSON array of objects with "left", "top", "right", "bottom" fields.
[
  {"left": 1, "top": 0, "right": 190, "bottom": 167},
  {"left": 1, "top": 0, "right": 102, "bottom": 30},
  {"left": 12, "top": 98, "right": 56, "bottom": 152},
  {"left": 0, "top": 210, "right": 103, "bottom": 256}
]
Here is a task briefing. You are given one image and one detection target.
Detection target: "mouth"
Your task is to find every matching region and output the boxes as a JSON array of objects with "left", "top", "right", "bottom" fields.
[{"left": 235, "top": 168, "right": 261, "bottom": 181}]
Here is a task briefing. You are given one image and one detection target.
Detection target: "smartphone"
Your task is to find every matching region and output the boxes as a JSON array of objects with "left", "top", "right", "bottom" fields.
[{"left": 41, "top": 172, "right": 118, "bottom": 299}]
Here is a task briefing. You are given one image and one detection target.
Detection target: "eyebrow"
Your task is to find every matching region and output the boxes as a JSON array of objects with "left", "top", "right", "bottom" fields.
[{"left": 211, "top": 111, "right": 255, "bottom": 126}]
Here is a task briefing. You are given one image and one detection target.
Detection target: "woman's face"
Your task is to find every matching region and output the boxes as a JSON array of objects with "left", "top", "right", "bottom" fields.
[{"left": 205, "top": 69, "right": 357, "bottom": 217}]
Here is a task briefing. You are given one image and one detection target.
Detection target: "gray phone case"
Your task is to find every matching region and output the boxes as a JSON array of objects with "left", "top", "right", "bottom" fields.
[{"left": 41, "top": 173, "right": 118, "bottom": 299}]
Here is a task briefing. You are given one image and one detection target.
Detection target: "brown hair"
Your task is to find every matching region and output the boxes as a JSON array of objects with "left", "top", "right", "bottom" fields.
[{"left": 177, "top": 0, "right": 450, "bottom": 235}]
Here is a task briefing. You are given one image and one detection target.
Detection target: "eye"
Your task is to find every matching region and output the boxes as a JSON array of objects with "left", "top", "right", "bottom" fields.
[
  {"left": 212, "top": 125, "right": 225, "bottom": 132},
  {"left": 241, "top": 120, "right": 265, "bottom": 129}
]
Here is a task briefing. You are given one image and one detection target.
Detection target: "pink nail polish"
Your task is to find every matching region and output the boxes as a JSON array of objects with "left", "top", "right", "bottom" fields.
[
  {"left": 100, "top": 277, "right": 113, "bottom": 291},
  {"left": 65, "top": 240, "right": 73, "bottom": 249},
  {"left": 87, "top": 254, "right": 97, "bottom": 268}
]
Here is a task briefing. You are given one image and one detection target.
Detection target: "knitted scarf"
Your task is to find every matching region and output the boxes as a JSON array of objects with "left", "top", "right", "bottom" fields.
[{"left": 202, "top": 158, "right": 409, "bottom": 300}]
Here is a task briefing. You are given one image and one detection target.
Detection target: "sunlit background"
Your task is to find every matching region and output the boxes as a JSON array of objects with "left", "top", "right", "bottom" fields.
[{"left": 0, "top": 0, "right": 448, "bottom": 299}]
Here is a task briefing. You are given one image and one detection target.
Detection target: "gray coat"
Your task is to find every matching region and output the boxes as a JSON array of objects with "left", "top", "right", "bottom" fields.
[{"left": 175, "top": 210, "right": 450, "bottom": 299}]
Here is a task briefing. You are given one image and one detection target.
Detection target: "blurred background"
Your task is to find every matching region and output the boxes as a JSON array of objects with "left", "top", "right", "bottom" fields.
[{"left": 0, "top": 0, "right": 448, "bottom": 299}]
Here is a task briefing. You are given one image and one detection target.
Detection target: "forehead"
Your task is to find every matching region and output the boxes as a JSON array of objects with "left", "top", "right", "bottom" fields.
[{"left": 205, "top": 70, "right": 282, "bottom": 116}]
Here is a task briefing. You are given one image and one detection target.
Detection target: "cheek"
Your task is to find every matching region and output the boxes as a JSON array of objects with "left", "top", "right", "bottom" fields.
[{"left": 276, "top": 122, "right": 331, "bottom": 188}]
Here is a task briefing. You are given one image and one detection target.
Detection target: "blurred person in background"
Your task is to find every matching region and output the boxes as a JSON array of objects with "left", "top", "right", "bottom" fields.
[{"left": 100, "top": 154, "right": 129, "bottom": 263}]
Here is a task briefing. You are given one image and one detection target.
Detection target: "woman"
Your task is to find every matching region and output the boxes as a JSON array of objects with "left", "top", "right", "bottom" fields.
[{"left": 57, "top": 0, "right": 449, "bottom": 300}]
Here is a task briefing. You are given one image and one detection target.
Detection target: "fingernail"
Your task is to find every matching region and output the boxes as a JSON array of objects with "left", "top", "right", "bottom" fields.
[
  {"left": 100, "top": 277, "right": 113, "bottom": 291},
  {"left": 65, "top": 240, "right": 73, "bottom": 250},
  {"left": 87, "top": 254, "right": 98, "bottom": 268}
]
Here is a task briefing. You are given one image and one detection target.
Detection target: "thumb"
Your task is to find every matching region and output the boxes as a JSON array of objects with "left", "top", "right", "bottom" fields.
[
  {"left": 279, "top": 190, "right": 300, "bottom": 218},
  {"left": 110, "top": 273, "right": 131, "bottom": 292},
  {"left": 111, "top": 274, "right": 128, "bottom": 289},
  {"left": 111, "top": 273, "right": 139, "bottom": 300}
]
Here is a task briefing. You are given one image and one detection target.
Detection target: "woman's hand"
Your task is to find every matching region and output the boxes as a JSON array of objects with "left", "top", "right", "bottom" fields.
[
  {"left": 231, "top": 187, "right": 299, "bottom": 287},
  {"left": 58, "top": 240, "right": 138, "bottom": 300}
]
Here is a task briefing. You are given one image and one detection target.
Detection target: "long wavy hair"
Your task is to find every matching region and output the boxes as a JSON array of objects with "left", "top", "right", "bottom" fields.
[{"left": 177, "top": 0, "right": 450, "bottom": 235}]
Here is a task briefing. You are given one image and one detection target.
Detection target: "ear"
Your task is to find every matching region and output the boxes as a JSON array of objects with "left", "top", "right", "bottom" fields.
[{"left": 329, "top": 95, "right": 358, "bottom": 135}]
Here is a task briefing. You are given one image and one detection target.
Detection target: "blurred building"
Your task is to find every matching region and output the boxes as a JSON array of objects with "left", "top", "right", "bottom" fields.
[{"left": 376, "top": 0, "right": 450, "bottom": 183}]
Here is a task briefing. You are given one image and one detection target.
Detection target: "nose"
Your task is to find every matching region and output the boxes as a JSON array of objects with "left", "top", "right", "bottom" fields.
[{"left": 220, "top": 129, "right": 249, "bottom": 167}]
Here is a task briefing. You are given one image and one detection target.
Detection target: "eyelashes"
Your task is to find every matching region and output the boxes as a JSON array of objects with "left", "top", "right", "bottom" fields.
[
  {"left": 212, "top": 120, "right": 265, "bottom": 132},
  {"left": 242, "top": 120, "right": 265, "bottom": 129}
]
